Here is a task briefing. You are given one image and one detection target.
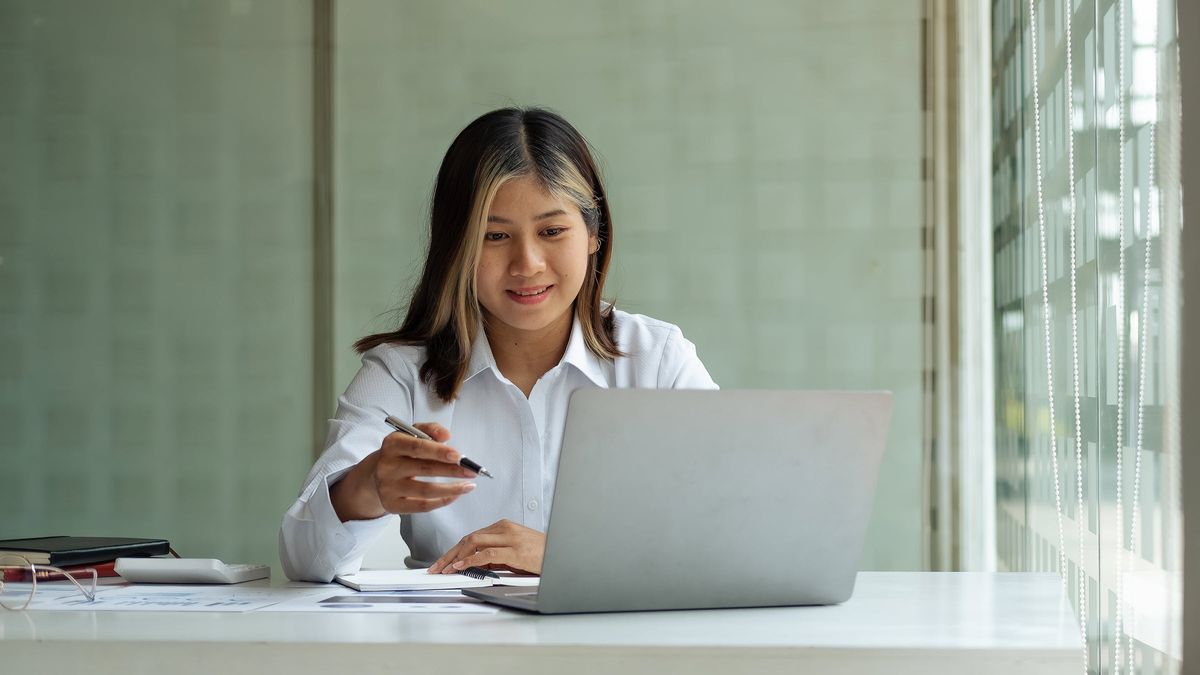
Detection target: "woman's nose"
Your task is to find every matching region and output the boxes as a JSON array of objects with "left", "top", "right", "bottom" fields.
[{"left": 509, "top": 239, "right": 546, "bottom": 277}]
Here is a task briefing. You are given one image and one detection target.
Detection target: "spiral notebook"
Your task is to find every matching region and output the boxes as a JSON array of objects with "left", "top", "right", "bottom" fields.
[{"left": 334, "top": 567, "right": 539, "bottom": 592}]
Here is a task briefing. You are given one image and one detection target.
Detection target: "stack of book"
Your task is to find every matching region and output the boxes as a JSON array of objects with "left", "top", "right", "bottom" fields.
[{"left": 0, "top": 536, "right": 171, "bottom": 582}]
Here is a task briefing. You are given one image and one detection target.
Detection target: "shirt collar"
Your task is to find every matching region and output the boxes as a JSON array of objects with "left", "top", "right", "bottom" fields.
[
  {"left": 560, "top": 314, "right": 609, "bottom": 387},
  {"left": 464, "top": 315, "right": 609, "bottom": 387},
  {"left": 465, "top": 324, "right": 499, "bottom": 383}
]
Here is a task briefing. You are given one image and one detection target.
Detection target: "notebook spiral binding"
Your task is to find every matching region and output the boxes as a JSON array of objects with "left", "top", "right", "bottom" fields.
[{"left": 459, "top": 566, "right": 500, "bottom": 581}]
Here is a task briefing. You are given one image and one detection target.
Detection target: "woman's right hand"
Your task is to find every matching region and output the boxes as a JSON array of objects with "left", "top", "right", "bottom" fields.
[{"left": 330, "top": 422, "right": 477, "bottom": 521}]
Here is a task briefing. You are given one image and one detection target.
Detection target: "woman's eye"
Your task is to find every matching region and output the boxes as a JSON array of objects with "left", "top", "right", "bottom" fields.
[
  {"left": 542, "top": 227, "right": 564, "bottom": 237},
  {"left": 484, "top": 232, "right": 507, "bottom": 242}
]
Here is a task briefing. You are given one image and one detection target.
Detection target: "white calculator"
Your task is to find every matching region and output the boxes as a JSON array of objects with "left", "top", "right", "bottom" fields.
[{"left": 114, "top": 558, "right": 271, "bottom": 584}]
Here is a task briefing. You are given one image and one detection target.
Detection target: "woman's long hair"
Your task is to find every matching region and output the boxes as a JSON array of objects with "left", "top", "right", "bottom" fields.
[{"left": 354, "top": 107, "right": 621, "bottom": 402}]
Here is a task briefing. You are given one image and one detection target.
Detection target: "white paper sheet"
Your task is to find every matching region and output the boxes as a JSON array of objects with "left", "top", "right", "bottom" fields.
[
  {"left": 0, "top": 582, "right": 122, "bottom": 608},
  {"left": 259, "top": 589, "right": 498, "bottom": 613},
  {"left": 2, "top": 579, "right": 518, "bottom": 614},
  {"left": 14, "top": 584, "right": 327, "bottom": 612}
]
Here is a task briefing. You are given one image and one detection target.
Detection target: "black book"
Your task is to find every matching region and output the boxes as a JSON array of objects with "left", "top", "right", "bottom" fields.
[{"left": 0, "top": 536, "right": 170, "bottom": 567}]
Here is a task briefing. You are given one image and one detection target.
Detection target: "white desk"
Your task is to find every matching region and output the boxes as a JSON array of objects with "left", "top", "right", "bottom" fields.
[{"left": 1, "top": 572, "right": 1080, "bottom": 675}]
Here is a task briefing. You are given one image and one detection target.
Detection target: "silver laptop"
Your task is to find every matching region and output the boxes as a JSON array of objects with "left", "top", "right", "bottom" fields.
[{"left": 463, "top": 389, "right": 892, "bottom": 614}]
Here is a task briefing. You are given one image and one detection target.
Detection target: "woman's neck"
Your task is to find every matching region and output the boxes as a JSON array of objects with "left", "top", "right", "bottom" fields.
[{"left": 483, "top": 309, "right": 573, "bottom": 396}]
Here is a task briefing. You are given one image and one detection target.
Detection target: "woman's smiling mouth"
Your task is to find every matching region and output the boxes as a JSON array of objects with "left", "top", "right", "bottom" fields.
[{"left": 506, "top": 285, "right": 553, "bottom": 304}]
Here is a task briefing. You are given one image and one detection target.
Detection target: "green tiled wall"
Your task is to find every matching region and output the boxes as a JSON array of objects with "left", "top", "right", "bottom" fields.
[
  {"left": 333, "top": 0, "right": 925, "bottom": 570},
  {"left": 0, "top": 1, "right": 315, "bottom": 572},
  {"left": 0, "top": 0, "right": 927, "bottom": 574}
]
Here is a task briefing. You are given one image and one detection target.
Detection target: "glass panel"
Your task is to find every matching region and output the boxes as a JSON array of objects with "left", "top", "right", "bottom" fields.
[{"left": 992, "top": 0, "right": 1182, "bottom": 672}]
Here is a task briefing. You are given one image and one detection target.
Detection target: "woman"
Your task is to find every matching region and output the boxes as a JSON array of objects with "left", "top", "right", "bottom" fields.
[{"left": 279, "top": 107, "right": 717, "bottom": 583}]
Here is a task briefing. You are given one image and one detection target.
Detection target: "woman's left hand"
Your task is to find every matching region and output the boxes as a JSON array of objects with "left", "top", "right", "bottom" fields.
[{"left": 429, "top": 519, "right": 546, "bottom": 575}]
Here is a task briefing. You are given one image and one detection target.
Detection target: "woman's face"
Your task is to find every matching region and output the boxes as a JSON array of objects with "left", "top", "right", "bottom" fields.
[{"left": 476, "top": 175, "right": 597, "bottom": 336}]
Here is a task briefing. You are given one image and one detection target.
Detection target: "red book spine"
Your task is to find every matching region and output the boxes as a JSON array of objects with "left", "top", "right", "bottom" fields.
[{"left": 2, "top": 560, "right": 119, "bottom": 582}]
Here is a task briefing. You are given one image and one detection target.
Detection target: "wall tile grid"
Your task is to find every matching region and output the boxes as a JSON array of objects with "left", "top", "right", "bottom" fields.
[
  {"left": 0, "top": 0, "right": 314, "bottom": 571},
  {"left": 334, "top": 0, "right": 925, "bottom": 569},
  {"left": 0, "top": 0, "right": 929, "bottom": 575}
]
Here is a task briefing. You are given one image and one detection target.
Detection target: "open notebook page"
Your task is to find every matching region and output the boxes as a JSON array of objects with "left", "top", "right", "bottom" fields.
[{"left": 335, "top": 568, "right": 539, "bottom": 591}]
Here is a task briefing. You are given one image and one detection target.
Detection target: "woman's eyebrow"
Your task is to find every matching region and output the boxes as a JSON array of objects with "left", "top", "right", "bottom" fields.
[{"left": 487, "top": 209, "right": 568, "bottom": 224}]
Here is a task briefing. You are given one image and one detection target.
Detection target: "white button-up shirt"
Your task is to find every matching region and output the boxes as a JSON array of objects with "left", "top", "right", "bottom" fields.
[{"left": 279, "top": 309, "right": 718, "bottom": 582}]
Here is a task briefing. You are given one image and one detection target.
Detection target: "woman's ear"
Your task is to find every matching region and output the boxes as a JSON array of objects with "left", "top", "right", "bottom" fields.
[{"left": 588, "top": 234, "right": 600, "bottom": 255}]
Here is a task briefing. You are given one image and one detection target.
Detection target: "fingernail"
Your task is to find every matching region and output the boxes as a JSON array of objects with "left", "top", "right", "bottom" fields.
[
  {"left": 451, "top": 561, "right": 465, "bottom": 570},
  {"left": 462, "top": 483, "right": 476, "bottom": 492}
]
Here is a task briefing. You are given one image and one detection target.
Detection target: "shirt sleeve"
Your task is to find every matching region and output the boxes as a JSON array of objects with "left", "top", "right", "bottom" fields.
[
  {"left": 278, "top": 348, "right": 413, "bottom": 582},
  {"left": 658, "top": 327, "right": 720, "bottom": 390}
]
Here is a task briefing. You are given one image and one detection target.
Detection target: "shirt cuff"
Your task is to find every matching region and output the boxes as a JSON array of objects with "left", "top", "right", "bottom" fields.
[{"left": 305, "top": 467, "right": 398, "bottom": 579}]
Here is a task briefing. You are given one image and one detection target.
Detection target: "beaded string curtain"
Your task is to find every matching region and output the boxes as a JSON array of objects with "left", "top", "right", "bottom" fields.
[{"left": 992, "top": 0, "right": 1182, "bottom": 672}]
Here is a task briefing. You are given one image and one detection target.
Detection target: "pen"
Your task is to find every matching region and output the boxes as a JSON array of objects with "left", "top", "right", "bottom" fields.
[{"left": 384, "top": 415, "right": 495, "bottom": 479}]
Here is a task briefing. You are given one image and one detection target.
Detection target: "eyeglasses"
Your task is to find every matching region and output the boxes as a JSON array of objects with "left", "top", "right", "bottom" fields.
[{"left": 0, "top": 553, "right": 98, "bottom": 610}]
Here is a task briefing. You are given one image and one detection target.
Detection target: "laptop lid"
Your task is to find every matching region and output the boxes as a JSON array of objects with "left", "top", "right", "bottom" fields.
[{"left": 531, "top": 389, "right": 892, "bottom": 614}]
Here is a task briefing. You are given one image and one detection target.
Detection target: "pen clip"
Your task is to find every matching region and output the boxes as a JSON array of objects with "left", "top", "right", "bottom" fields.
[{"left": 384, "top": 415, "right": 433, "bottom": 440}]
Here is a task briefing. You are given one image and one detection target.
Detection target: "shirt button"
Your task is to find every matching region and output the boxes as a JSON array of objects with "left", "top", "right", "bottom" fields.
[{"left": 527, "top": 499, "right": 539, "bottom": 511}]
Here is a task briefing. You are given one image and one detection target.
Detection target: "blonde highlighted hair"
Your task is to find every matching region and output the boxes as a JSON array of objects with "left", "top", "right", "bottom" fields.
[{"left": 355, "top": 107, "right": 621, "bottom": 401}]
